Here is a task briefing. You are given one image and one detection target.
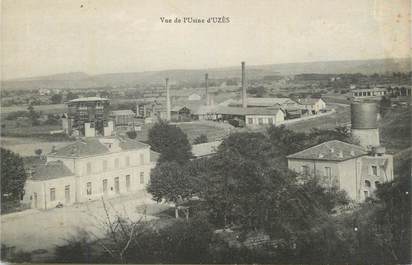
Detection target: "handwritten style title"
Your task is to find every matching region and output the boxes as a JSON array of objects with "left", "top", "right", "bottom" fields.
[{"left": 160, "top": 16, "right": 230, "bottom": 24}]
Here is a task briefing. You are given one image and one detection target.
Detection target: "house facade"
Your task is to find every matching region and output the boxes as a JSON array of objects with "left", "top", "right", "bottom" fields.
[
  {"left": 287, "top": 140, "right": 393, "bottom": 201},
  {"left": 297, "top": 98, "right": 326, "bottom": 114},
  {"left": 22, "top": 137, "right": 156, "bottom": 210}
]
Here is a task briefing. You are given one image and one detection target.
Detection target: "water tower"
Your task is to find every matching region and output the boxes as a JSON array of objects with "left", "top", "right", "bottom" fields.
[{"left": 351, "top": 102, "right": 380, "bottom": 148}]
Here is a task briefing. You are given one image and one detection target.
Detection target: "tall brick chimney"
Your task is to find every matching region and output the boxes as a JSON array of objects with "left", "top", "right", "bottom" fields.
[
  {"left": 205, "top": 73, "right": 209, "bottom": 106},
  {"left": 241, "top": 61, "right": 247, "bottom": 108},
  {"left": 165, "top": 78, "right": 171, "bottom": 121}
]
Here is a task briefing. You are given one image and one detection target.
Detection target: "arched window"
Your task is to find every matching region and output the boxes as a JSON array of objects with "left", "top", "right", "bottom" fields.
[{"left": 365, "top": 180, "right": 371, "bottom": 187}]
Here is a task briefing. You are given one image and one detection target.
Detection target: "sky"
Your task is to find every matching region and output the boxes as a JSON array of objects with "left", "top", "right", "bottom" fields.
[{"left": 1, "top": 0, "right": 410, "bottom": 80}]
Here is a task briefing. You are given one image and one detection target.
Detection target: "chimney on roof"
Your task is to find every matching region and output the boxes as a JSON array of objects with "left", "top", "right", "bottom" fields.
[
  {"left": 165, "top": 78, "right": 171, "bottom": 121},
  {"left": 241, "top": 61, "right": 247, "bottom": 108},
  {"left": 205, "top": 73, "right": 210, "bottom": 106}
]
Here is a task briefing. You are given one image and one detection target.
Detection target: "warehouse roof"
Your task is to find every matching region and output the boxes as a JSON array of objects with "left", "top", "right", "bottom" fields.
[{"left": 287, "top": 140, "right": 367, "bottom": 161}]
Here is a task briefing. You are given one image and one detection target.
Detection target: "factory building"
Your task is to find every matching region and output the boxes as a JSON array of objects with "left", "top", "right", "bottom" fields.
[
  {"left": 21, "top": 137, "right": 157, "bottom": 210},
  {"left": 62, "top": 97, "right": 113, "bottom": 137},
  {"left": 287, "top": 102, "right": 394, "bottom": 202}
]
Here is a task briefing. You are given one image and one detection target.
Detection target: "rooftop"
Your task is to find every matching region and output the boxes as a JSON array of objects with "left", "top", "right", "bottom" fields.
[
  {"left": 226, "top": 97, "right": 298, "bottom": 107},
  {"left": 48, "top": 136, "right": 149, "bottom": 158},
  {"left": 193, "top": 105, "right": 283, "bottom": 116},
  {"left": 287, "top": 140, "right": 367, "bottom": 161},
  {"left": 297, "top": 98, "right": 323, "bottom": 105},
  {"left": 192, "top": 141, "right": 222, "bottom": 158},
  {"left": 68, "top": 97, "right": 110, "bottom": 103},
  {"left": 30, "top": 161, "right": 74, "bottom": 181}
]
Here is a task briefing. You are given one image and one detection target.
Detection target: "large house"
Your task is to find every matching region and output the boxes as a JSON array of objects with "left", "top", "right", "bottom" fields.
[
  {"left": 22, "top": 137, "right": 157, "bottom": 210},
  {"left": 287, "top": 140, "right": 393, "bottom": 201},
  {"left": 296, "top": 98, "right": 326, "bottom": 114}
]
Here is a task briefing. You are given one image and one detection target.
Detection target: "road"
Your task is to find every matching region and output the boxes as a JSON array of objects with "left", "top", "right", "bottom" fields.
[{"left": 1, "top": 191, "right": 170, "bottom": 255}]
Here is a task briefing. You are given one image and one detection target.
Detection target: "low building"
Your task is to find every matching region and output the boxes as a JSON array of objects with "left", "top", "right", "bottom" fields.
[
  {"left": 287, "top": 140, "right": 393, "bottom": 201},
  {"left": 111, "top": 110, "right": 135, "bottom": 126},
  {"left": 22, "top": 136, "right": 156, "bottom": 210},
  {"left": 351, "top": 87, "right": 388, "bottom": 100},
  {"left": 188, "top": 93, "right": 202, "bottom": 101},
  {"left": 171, "top": 106, "right": 192, "bottom": 122},
  {"left": 192, "top": 141, "right": 222, "bottom": 159},
  {"left": 296, "top": 98, "right": 326, "bottom": 114}
]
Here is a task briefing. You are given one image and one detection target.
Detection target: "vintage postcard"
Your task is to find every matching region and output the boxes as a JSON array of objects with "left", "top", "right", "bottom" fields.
[{"left": 0, "top": 0, "right": 410, "bottom": 264}]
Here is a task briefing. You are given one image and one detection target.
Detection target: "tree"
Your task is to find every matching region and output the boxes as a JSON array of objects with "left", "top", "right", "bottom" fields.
[
  {"left": 380, "top": 96, "right": 391, "bottom": 117},
  {"left": 1, "top": 148, "right": 27, "bottom": 211},
  {"left": 34, "top": 149, "right": 43, "bottom": 157},
  {"left": 27, "top": 104, "right": 40, "bottom": 126},
  {"left": 126, "top": 131, "right": 137, "bottom": 139},
  {"left": 66, "top": 92, "right": 79, "bottom": 101},
  {"left": 148, "top": 121, "right": 192, "bottom": 164},
  {"left": 44, "top": 114, "right": 59, "bottom": 125},
  {"left": 147, "top": 162, "right": 195, "bottom": 218},
  {"left": 193, "top": 134, "right": 208, "bottom": 144},
  {"left": 51, "top": 94, "right": 63, "bottom": 104}
]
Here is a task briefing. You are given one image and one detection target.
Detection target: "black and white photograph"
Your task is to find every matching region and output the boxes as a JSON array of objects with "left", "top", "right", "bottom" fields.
[{"left": 0, "top": 0, "right": 411, "bottom": 264}]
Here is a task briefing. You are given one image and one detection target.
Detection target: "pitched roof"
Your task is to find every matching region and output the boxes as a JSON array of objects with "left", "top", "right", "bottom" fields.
[
  {"left": 298, "top": 98, "right": 323, "bottom": 105},
  {"left": 226, "top": 97, "right": 297, "bottom": 107},
  {"left": 31, "top": 161, "right": 74, "bottom": 181},
  {"left": 287, "top": 140, "right": 367, "bottom": 161},
  {"left": 192, "top": 141, "right": 222, "bottom": 157},
  {"left": 68, "top": 97, "right": 109, "bottom": 103},
  {"left": 193, "top": 105, "right": 283, "bottom": 116},
  {"left": 48, "top": 137, "right": 149, "bottom": 158}
]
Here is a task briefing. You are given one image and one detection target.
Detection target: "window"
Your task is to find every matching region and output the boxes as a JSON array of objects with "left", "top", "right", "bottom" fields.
[
  {"left": 114, "top": 177, "right": 120, "bottom": 194},
  {"left": 126, "top": 175, "right": 131, "bottom": 191},
  {"left": 268, "top": 118, "right": 274, "bottom": 124},
  {"left": 115, "top": 158, "right": 119, "bottom": 169},
  {"left": 86, "top": 182, "right": 92, "bottom": 195},
  {"left": 367, "top": 92, "right": 371, "bottom": 96},
  {"left": 86, "top": 162, "right": 92, "bottom": 174},
  {"left": 65, "top": 185, "right": 70, "bottom": 203},
  {"left": 139, "top": 154, "right": 145, "bottom": 165},
  {"left": 301, "top": 165, "right": 310, "bottom": 176},
  {"left": 258, "top": 118, "right": 263, "bottom": 125},
  {"left": 103, "top": 179, "right": 108, "bottom": 194},
  {"left": 125, "top": 156, "right": 130, "bottom": 167},
  {"left": 365, "top": 180, "right": 371, "bottom": 188},
  {"left": 50, "top": 188, "right": 56, "bottom": 201},
  {"left": 324, "top": 167, "right": 332, "bottom": 177},
  {"left": 248, "top": 118, "right": 253, "bottom": 124},
  {"left": 371, "top": 165, "right": 378, "bottom": 176},
  {"left": 140, "top": 172, "right": 145, "bottom": 184},
  {"left": 102, "top": 160, "right": 108, "bottom": 171},
  {"left": 364, "top": 190, "right": 369, "bottom": 198}
]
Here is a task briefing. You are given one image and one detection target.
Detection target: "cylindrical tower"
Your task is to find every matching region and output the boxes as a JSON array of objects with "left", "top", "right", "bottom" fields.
[{"left": 351, "top": 102, "right": 380, "bottom": 148}]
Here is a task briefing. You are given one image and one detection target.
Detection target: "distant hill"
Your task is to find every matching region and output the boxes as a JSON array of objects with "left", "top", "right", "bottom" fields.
[{"left": 2, "top": 57, "right": 410, "bottom": 90}]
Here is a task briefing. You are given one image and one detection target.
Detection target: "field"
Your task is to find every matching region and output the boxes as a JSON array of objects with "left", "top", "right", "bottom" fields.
[{"left": 0, "top": 104, "right": 66, "bottom": 117}]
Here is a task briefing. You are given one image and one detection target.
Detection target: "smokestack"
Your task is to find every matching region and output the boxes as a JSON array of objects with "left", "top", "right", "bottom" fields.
[
  {"left": 205, "top": 73, "right": 209, "bottom": 106},
  {"left": 241, "top": 61, "right": 247, "bottom": 108},
  {"left": 166, "top": 78, "right": 171, "bottom": 121}
]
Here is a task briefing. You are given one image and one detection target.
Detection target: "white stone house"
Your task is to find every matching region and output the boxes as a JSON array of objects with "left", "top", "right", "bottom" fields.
[
  {"left": 287, "top": 140, "right": 393, "bottom": 202},
  {"left": 22, "top": 137, "right": 157, "bottom": 210},
  {"left": 297, "top": 98, "right": 326, "bottom": 114}
]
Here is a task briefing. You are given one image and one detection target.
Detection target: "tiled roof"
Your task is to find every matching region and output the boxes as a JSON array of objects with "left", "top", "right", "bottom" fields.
[
  {"left": 287, "top": 140, "right": 367, "bottom": 161},
  {"left": 31, "top": 161, "right": 74, "bottom": 181},
  {"left": 192, "top": 141, "right": 222, "bottom": 157},
  {"left": 48, "top": 137, "right": 149, "bottom": 158}
]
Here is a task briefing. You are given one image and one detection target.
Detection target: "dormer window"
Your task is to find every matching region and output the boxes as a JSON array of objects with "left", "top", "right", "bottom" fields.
[
  {"left": 365, "top": 180, "right": 371, "bottom": 188},
  {"left": 371, "top": 165, "right": 378, "bottom": 176}
]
